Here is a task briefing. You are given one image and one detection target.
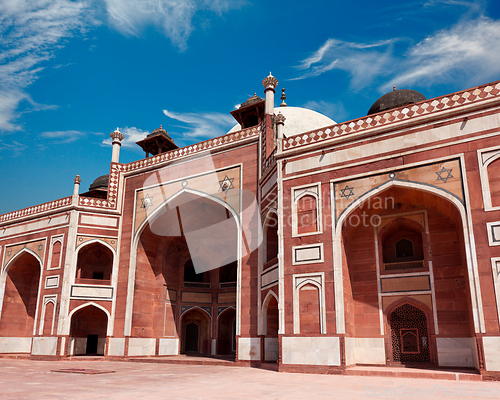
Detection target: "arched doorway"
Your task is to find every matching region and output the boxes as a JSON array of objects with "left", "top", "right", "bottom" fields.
[
  {"left": 337, "top": 183, "right": 476, "bottom": 367},
  {"left": 181, "top": 308, "right": 210, "bottom": 355},
  {"left": 0, "top": 251, "right": 41, "bottom": 339},
  {"left": 263, "top": 293, "right": 278, "bottom": 362},
  {"left": 389, "top": 303, "right": 431, "bottom": 364},
  {"left": 218, "top": 308, "right": 236, "bottom": 355},
  {"left": 132, "top": 190, "right": 239, "bottom": 358},
  {"left": 69, "top": 305, "right": 108, "bottom": 356}
]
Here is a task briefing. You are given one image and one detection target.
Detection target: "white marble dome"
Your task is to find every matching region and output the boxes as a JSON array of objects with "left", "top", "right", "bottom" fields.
[{"left": 228, "top": 106, "right": 335, "bottom": 137}]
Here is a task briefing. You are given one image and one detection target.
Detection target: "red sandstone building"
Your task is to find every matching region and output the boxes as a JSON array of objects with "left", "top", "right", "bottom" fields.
[{"left": 1, "top": 74, "right": 500, "bottom": 374}]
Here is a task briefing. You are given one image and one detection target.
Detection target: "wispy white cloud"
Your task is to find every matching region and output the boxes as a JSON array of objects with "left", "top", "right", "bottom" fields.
[
  {"left": 292, "top": 39, "right": 395, "bottom": 89},
  {"left": 389, "top": 16, "right": 500, "bottom": 90},
  {"left": 0, "top": 0, "right": 92, "bottom": 132},
  {"left": 163, "top": 109, "right": 237, "bottom": 140},
  {"left": 293, "top": 16, "right": 500, "bottom": 93},
  {"left": 101, "top": 126, "right": 148, "bottom": 149},
  {"left": 40, "top": 129, "right": 92, "bottom": 144},
  {"left": 102, "top": 0, "right": 243, "bottom": 50},
  {"left": 0, "top": 138, "right": 27, "bottom": 158}
]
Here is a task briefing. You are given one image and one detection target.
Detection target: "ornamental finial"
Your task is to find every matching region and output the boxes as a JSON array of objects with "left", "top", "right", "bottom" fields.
[
  {"left": 74, "top": 174, "right": 81, "bottom": 185},
  {"left": 262, "top": 72, "right": 278, "bottom": 90},
  {"left": 275, "top": 112, "right": 286, "bottom": 125},
  {"left": 280, "top": 88, "right": 287, "bottom": 107},
  {"left": 110, "top": 128, "right": 124, "bottom": 142}
]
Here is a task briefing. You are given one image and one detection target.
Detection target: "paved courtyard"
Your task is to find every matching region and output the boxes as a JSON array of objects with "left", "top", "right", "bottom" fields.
[{"left": 1, "top": 359, "right": 500, "bottom": 400}]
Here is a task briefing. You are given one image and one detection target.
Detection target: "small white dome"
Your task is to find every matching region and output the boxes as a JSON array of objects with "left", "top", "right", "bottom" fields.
[{"left": 228, "top": 106, "right": 335, "bottom": 137}]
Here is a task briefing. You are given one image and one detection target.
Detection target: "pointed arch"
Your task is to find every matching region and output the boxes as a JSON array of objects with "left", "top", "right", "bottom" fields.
[
  {"left": 68, "top": 302, "right": 112, "bottom": 336},
  {"left": 333, "top": 179, "right": 484, "bottom": 335},
  {"left": 0, "top": 248, "right": 43, "bottom": 336},
  {"left": 2, "top": 247, "right": 43, "bottom": 274},
  {"left": 260, "top": 290, "right": 278, "bottom": 335},
  {"left": 125, "top": 187, "right": 242, "bottom": 338}
]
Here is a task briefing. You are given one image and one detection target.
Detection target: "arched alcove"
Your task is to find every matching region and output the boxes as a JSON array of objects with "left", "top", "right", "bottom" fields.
[
  {"left": 75, "top": 242, "right": 113, "bottom": 284},
  {"left": 0, "top": 251, "right": 41, "bottom": 338},
  {"left": 69, "top": 304, "right": 108, "bottom": 356}
]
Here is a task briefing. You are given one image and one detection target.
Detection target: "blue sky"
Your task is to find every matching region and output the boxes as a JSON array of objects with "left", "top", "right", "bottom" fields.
[{"left": 1, "top": 0, "right": 499, "bottom": 214}]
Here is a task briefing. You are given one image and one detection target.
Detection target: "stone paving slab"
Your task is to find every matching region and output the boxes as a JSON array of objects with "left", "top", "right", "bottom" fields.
[{"left": 1, "top": 359, "right": 500, "bottom": 400}]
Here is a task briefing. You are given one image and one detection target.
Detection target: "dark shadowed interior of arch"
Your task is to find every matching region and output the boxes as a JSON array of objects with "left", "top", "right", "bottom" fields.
[
  {"left": 134, "top": 192, "right": 239, "bottom": 357},
  {"left": 69, "top": 305, "right": 108, "bottom": 356},
  {"left": 75, "top": 242, "right": 113, "bottom": 283},
  {"left": 0, "top": 252, "right": 40, "bottom": 338},
  {"left": 340, "top": 186, "right": 475, "bottom": 361}
]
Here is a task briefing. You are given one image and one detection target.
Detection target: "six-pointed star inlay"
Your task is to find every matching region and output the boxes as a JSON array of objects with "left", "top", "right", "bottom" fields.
[
  {"left": 436, "top": 167, "right": 453, "bottom": 183},
  {"left": 340, "top": 185, "right": 355, "bottom": 200}
]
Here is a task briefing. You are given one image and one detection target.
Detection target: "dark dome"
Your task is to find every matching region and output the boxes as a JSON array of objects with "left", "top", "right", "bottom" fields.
[
  {"left": 147, "top": 126, "right": 172, "bottom": 139},
  {"left": 367, "top": 89, "right": 426, "bottom": 115},
  {"left": 89, "top": 175, "right": 109, "bottom": 191},
  {"left": 240, "top": 94, "right": 263, "bottom": 108}
]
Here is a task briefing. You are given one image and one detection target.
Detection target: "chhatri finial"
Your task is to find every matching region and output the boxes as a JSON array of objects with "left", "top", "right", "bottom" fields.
[
  {"left": 280, "top": 88, "right": 287, "bottom": 107},
  {"left": 393, "top": 85, "right": 396, "bottom": 91},
  {"left": 262, "top": 72, "right": 278, "bottom": 90}
]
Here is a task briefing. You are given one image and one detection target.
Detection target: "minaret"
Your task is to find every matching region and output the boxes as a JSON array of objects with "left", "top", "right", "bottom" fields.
[
  {"left": 73, "top": 174, "right": 81, "bottom": 197},
  {"left": 110, "top": 128, "right": 124, "bottom": 163},
  {"left": 276, "top": 112, "right": 286, "bottom": 153},
  {"left": 262, "top": 72, "right": 278, "bottom": 115}
]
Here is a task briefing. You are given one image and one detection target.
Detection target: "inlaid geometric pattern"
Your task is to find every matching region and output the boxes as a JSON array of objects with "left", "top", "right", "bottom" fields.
[
  {"left": 134, "top": 166, "right": 241, "bottom": 235},
  {"left": 436, "top": 167, "right": 453, "bottom": 183},
  {"left": 76, "top": 236, "right": 117, "bottom": 250},
  {"left": 3, "top": 239, "right": 46, "bottom": 269},
  {"left": 0, "top": 197, "right": 72, "bottom": 223},
  {"left": 283, "top": 80, "right": 500, "bottom": 150},
  {"left": 334, "top": 160, "right": 462, "bottom": 220}
]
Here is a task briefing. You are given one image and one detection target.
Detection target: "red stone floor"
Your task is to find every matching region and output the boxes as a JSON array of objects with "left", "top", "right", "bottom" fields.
[{"left": 1, "top": 359, "right": 500, "bottom": 400}]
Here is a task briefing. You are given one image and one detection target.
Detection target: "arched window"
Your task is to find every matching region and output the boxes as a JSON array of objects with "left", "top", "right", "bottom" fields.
[
  {"left": 382, "top": 222, "right": 424, "bottom": 271},
  {"left": 219, "top": 261, "right": 237, "bottom": 288},
  {"left": 75, "top": 242, "right": 113, "bottom": 284},
  {"left": 184, "top": 260, "right": 210, "bottom": 288},
  {"left": 488, "top": 157, "right": 500, "bottom": 207},
  {"left": 297, "top": 195, "right": 318, "bottom": 234},
  {"left": 396, "top": 239, "right": 414, "bottom": 259}
]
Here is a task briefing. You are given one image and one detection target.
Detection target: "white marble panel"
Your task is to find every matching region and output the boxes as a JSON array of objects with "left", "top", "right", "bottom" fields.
[
  {"left": 264, "top": 338, "right": 279, "bottom": 361},
  {"left": 159, "top": 338, "right": 179, "bottom": 356},
  {"left": 71, "top": 337, "right": 87, "bottom": 356},
  {"left": 0, "top": 215, "right": 68, "bottom": 238},
  {"left": 345, "top": 337, "right": 355, "bottom": 366},
  {"left": 282, "top": 336, "right": 340, "bottom": 366},
  {"left": 32, "top": 337, "right": 57, "bottom": 356},
  {"left": 262, "top": 267, "right": 278, "bottom": 288},
  {"left": 293, "top": 244, "right": 323, "bottom": 264},
  {"left": 238, "top": 337, "right": 260, "bottom": 361},
  {"left": 108, "top": 338, "right": 125, "bottom": 356},
  {"left": 45, "top": 275, "right": 59, "bottom": 289},
  {"left": 70, "top": 285, "right": 113, "bottom": 300},
  {"left": 481, "top": 337, "right": 500, "bottom": 371},
  {"left": 436, "top": 337, "right": 475, "bottom": 367},
  {"left": 286, "top": 113, "right": 500, "bottom": 174},
  {"left": 98, "top": 338, "right": 106, "bottom": 355},
  {"left": 354, "top": 338, "right": 385, "bottom": 365},
  {"left": 128, "top": 338, "right": 156, "bottom": 356},
  {"left": 0, "top": 337, "right": 32, "bottom": 353},
  {"left": 80, "top": 215, "right": 118, "bottom": 227},
  {"left": 262, "top": 172, "right": 277, "bottom": 196}
]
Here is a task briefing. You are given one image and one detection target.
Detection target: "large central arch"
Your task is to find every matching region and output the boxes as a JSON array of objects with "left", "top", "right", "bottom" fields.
[
  {"left": 125, "top": 188, "right": 242, "bottom": 356},
  {"left": 333, "top": 179, "right": 484, "bottom": 337}
]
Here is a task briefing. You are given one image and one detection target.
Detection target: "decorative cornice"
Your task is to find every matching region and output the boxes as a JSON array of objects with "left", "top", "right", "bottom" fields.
[{"left": 282, "top": 80, "right": 500, "bottom": 151}]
